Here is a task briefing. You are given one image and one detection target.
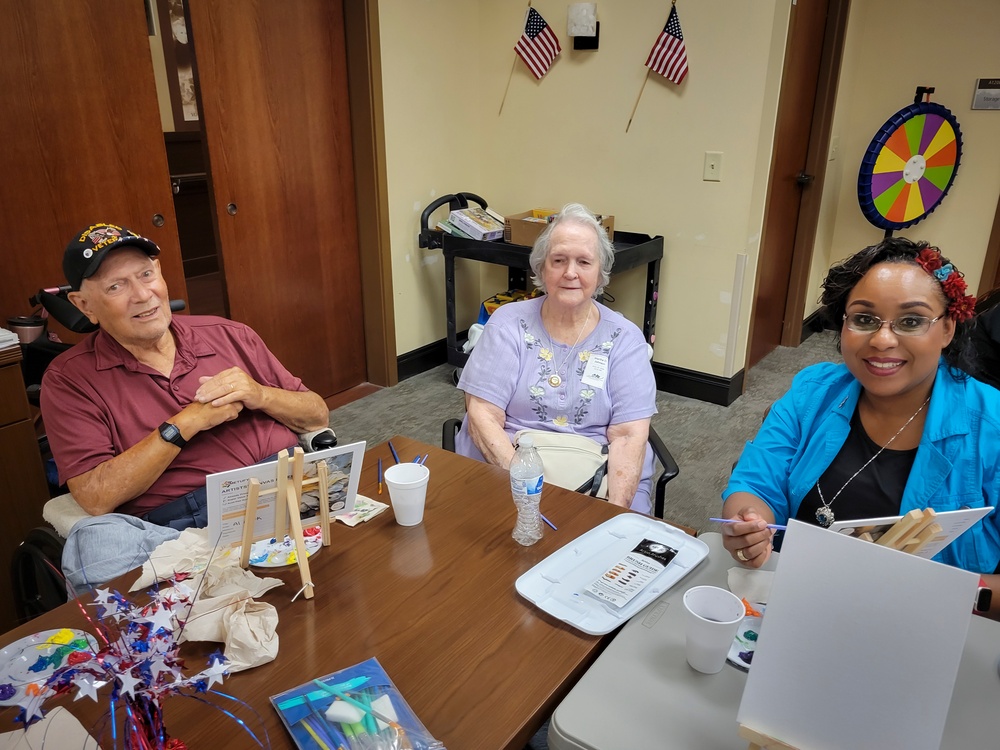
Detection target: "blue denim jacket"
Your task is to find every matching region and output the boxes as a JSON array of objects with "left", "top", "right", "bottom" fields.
[{"left": 724, "top": 361, "right": 1000, "bottom": 573}]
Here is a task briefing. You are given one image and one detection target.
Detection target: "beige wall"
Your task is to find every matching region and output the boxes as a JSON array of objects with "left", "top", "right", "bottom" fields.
[
  {"left": 378, "top": 1, "right": 487, "bottom": 353},
  {"left": 380, "top": 0, "right": 790, "bottom": 376},
  {"left": 806, "top": 0, "right": 1000, "bottom": 318}
]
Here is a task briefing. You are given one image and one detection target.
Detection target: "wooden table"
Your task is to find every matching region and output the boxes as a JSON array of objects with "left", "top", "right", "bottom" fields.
[{"left": 0, "top": 436, "right": 626, "bottom": 749}]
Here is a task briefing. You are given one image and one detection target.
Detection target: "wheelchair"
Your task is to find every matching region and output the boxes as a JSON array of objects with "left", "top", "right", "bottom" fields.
[
  {"left": 11, "top": 286, "right": 336, "bottom": 624},
  {"left": 441, "top": 418, "right": 680, "bottom": 521}
]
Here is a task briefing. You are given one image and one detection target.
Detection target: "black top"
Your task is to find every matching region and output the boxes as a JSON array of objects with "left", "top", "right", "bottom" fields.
[
  {"left": 972, "top": 301, "right": 1000, "bottom": 391},
  {"left": 796, "top": 407, "right": 917, "bottom": 526}
]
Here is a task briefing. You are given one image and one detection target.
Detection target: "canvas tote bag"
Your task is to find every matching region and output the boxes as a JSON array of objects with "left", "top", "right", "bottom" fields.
[{"left": 514, "top": 430, "right": 609, "bottom": 499}]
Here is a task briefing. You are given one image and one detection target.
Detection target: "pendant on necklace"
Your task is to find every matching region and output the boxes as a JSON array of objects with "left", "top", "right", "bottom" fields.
[
  {"left": 815, "top": 505, "right": 835, "bottom": 528},
  {"left": 547, "top": 374, "right": 562, "bottom": 388}
]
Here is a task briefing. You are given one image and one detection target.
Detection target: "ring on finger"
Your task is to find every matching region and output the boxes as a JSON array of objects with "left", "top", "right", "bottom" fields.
[
  {"left": 736, "top": 548, "right": 748, "bottom": 562},
  {"left": 228, "top": 383, "right": 234, "bottom": 391}
]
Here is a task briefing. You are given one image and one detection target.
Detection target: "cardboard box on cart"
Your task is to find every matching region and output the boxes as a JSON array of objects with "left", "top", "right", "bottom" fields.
[{"left": 503, "top": 209, "right": 615, "bottom": 247}]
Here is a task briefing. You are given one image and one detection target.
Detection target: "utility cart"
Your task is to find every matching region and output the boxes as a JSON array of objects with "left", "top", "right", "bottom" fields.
[{"left": 419, "top": 193, "right": 664, "bottom": 370}]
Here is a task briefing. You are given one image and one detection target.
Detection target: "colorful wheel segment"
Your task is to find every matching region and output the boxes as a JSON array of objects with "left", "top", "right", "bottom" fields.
[{"left": 857, "top": 102, "right": 962, "bottom": 231}]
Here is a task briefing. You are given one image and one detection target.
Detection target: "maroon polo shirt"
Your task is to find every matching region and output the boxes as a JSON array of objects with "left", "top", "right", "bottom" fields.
[{"left": 41, "top": 315, "right": 305, "bottom": 516}]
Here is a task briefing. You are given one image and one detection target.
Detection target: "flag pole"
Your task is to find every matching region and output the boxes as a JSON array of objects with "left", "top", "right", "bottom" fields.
[
  {"left": 500, "top": 1, "right": 533, "bottom": 117},
  {"left": 626, "top": 70, "right": 651, "bottom": 133},
  {"left": 498, "top": 57, "right": 518, "bottom": 116}
]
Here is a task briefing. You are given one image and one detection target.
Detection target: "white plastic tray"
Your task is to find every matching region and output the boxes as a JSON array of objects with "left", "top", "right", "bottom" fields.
[{"left": 515, "top": 514, "right": 709, "bottom": 635}]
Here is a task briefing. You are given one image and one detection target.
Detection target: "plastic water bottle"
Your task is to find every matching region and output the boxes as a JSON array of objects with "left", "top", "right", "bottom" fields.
[{"left": 510, "top": 435, "right": 544, "bottom": 546}]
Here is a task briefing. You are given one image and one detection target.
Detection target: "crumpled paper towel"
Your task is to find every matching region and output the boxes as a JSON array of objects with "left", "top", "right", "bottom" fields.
[
  {"left": 130, "top": 528, "right": 284, "bottom": 671},
  {"left": 727, "top": 566, "right": 775, "bottom": 604},
  {"left": 177, "top": 591, "right": 279, "bottom": 672}
]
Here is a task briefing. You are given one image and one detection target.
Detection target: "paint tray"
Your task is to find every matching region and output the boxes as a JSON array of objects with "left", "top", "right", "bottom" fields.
[{"left": 515, "top": 514, "right": 708, "bottom": 635}]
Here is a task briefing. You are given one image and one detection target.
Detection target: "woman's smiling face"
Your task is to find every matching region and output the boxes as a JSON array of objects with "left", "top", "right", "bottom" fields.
[{"left": 841, "top": 261, "right": 955, "bottom": 402}]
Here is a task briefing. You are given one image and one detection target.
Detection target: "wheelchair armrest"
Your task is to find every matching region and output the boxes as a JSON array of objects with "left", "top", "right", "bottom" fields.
[
  {"left": 43, "top": 493, "right": 94, "bottom": 539},
  {"left": 299, "top": 427, "right": 338, "bottom": 452},
  {"left": 649, "top": 426, "right": 679, "bottom": 520},
  {"left": 442, "top": 418, "right": 462, "bottom": 452}
]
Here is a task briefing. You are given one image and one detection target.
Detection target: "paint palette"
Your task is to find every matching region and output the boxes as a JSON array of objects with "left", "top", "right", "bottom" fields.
[
  {"left": 247, "top": 525, "right": 323, "bottom": 568},
  {"left": 0, "top": 628, "right": 98, "bottom": 706},
  {"left": 727, "top": 613, "right": 764, "bottom": 672}
]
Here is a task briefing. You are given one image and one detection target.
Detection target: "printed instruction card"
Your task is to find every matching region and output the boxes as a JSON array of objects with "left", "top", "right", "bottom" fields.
[{"left": 585, "top": 538, "right": 678, "bottom": 608}]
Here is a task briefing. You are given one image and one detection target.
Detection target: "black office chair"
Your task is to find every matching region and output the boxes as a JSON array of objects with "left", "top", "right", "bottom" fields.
[
  {"left": 442, "top": 419, "right": 679, "bottom": 519},
  {"left": 10, "top": 528, "right": 68, "bottom": 624},
  {"left": 972, "top": 288, "right": 1000, "bottom": 390}
]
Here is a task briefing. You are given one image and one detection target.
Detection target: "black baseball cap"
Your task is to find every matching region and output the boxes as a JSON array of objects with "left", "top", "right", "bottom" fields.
[{"left": 63, "top": 223, "right": 161, "bottom": 290}]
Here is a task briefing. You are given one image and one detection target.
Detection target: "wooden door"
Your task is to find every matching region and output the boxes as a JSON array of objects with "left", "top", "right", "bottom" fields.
[
  {"left": 187, "top": 0, "right": 366, "bottom": 399},
  {"left": 747, "top": 0, "right": 846, "bottom": 368},
  {"left": 979, "top": 192, "right": 1000, "bottom": 296},
  {"left": 0, "top": 0, "right": 187, "bottom": 334}
]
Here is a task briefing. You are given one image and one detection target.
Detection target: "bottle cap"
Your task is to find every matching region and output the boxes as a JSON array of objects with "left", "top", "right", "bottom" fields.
[{"left": 518, "top": 435, "right": 534, "bottom": 449}]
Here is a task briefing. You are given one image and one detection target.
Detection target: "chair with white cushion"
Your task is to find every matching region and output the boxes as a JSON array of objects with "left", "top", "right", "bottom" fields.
[{"left": 11, "top": 427, "right": 337, "bottom": 624}]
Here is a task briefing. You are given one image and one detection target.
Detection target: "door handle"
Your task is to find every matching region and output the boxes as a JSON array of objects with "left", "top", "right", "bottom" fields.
[{"left": 796, "top": 171, "right": 815, "bottom": 186}]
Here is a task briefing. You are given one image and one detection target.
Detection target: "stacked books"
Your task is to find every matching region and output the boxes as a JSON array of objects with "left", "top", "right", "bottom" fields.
[
  {"left": 448, "top": 207, "right": 504, "bottom": 241},
  {"left": 435, "top": 219, "right": 472, "bottom": 239}
]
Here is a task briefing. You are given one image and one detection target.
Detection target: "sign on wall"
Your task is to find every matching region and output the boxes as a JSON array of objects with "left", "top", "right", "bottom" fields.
[{"left": 972, "top": 78, "right": 1000, "bottom": 110}]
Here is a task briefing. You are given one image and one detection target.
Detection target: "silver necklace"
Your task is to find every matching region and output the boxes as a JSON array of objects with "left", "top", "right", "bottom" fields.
[
  {"left": 814, "top": 395, "right": 930, "bottom": 528},
  {"left": 546, "top": 304, "right": 592, "bottom": 388}
]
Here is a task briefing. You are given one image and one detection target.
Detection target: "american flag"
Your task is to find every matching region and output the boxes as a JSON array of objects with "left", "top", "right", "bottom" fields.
[
  {"left": 515, "top": 7, "right": 561, "bottom": 80},
  {"left": 645, "top": 6, "right": 688, "bottom": 84}
]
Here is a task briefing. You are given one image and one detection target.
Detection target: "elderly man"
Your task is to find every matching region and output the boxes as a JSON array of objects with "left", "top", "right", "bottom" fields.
[{"left": 41, "top": 223, "right": 330, "bottom": 547}]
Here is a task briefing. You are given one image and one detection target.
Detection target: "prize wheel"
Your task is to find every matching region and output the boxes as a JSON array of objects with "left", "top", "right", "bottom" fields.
[{"left": 857, "top": 101, "right": 962, "bottom": 231}]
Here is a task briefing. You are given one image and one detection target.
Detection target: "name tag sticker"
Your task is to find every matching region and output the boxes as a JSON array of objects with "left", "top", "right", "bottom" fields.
[{"left": 581, "top": 353, "right": 609, "bottom": 389}]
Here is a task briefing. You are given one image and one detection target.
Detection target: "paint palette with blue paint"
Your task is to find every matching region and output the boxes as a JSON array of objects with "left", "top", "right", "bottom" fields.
[
  {"left": 0, "top": 628, "right": 98, "bottom": 706},
  {"left": 727, "top": 611, "right": 764, "bottom": 672},
  {"left": 247, "top": 525, "right": 323, "bottom": 568}
]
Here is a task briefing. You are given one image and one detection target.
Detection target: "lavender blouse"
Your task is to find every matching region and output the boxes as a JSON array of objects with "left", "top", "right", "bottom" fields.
[{"left": 456, "top": 296, "right": 658, "bottom": 512}]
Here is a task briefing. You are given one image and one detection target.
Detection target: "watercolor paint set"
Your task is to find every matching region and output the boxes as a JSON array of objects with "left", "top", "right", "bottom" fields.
[{"left": 271, "top": 657, "right": 444, "bottom": 750}]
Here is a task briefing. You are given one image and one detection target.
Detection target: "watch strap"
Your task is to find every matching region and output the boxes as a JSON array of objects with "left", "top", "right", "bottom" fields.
[{"left": 158, "top": 421, "right": 187, "bottom": 449}]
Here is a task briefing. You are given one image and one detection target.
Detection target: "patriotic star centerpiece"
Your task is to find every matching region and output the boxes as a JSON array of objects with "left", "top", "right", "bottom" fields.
[{"left": 15, "top": 578, "right": 238, "bottom": 749}]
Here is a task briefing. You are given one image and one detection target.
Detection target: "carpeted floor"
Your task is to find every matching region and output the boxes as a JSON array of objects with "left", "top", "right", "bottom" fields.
[
  {"left": 328, "top": 330, "right": 841, "bottom": 535},
  {"left": 327, "top": 331, "right": 840, "bottom": 750}
]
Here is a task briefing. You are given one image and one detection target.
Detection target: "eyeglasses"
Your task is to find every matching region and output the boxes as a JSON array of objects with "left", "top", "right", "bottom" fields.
[{"left": 842, "top": 312, "right": 944, "bottom": 337}]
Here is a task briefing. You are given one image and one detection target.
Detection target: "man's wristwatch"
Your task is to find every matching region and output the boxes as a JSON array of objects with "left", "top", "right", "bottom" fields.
[{"left": 158, "top": 421, "right": 187, "bottom": 449}]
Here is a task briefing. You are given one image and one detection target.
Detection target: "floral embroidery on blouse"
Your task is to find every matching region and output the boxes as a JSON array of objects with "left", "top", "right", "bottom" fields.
[
  {"left": 523, "top": 320, "right": 551, "bottom": 419},
  {"left": 574, "top": 388, "right": 596, "bottom": 424},
  {"left": 575, "top": 328, "right": 621, "bottom": 378},
  {"left": 521, "top": 318, "right": 622, "bottom": 426}
]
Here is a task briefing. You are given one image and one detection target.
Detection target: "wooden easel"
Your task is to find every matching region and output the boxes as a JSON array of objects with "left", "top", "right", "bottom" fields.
[
  {"left": 849, "top": 508, "right": 943, "bottom": 555},
  {"left": 237, "top": 447, "right": 332, "bottom": 600},
  {"left": 738, "top": 725, "right": 799, "bottom": 750}
]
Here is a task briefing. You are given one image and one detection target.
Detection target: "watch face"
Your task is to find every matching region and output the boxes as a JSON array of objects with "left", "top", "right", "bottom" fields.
[{"left": 160, "top": 422, "right": 184, "bottom": 447}]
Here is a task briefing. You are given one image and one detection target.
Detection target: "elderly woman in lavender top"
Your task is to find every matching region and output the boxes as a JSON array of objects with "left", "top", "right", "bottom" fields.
[{"left": 455, "top": 203, "right": 658, "bottom": 512}]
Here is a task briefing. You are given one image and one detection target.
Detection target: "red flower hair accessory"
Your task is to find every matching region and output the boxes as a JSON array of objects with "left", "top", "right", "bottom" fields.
[
  {"left": 948, "top": 296, "right": 976, "bottom": 323},
  {"left": 913, "top": 245, "right": 975, "bottom": 323},
  {"left": 941, "top": 271, "right": 968, "bottom": 300},
  {"left": 915, "top": 247, "right": 943, "bottom": 272}
]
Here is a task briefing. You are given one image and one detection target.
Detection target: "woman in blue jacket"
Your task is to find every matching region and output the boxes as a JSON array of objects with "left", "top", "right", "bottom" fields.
[{"left": 722, "top": 238, "right": 1000, "bottom": 615}]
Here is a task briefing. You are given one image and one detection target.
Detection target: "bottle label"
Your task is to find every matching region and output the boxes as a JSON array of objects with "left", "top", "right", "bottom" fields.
[
  {"left": 524, "top": 475, "right": 542, "bottom": 496},
  {"left": 511, "top": 475, "right": 543, "bottom": 498}
]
